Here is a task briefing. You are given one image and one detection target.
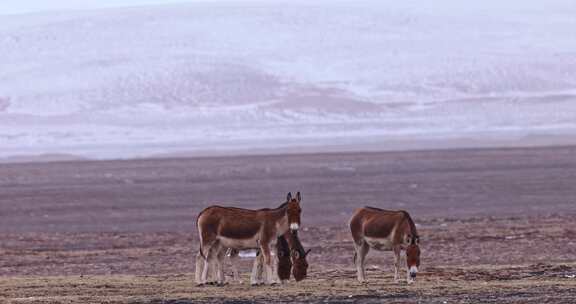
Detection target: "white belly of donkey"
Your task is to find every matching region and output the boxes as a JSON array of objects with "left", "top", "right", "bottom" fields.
[
  {"left": 365, "top": 236, "right": 394, "bottom": 251},
  {"left": 218, "top": 235, "right": 260, "bottom": 250}
]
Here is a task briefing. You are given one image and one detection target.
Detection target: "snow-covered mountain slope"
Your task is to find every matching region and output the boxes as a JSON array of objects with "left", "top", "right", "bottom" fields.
[{"left": 1, "top": 1, "right": 576, "bottom": 159}]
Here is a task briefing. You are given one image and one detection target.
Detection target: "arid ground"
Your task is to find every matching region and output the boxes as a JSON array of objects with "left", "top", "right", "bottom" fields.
[{"left": 1, "top": 146, "right": 576, "bottom": 303}]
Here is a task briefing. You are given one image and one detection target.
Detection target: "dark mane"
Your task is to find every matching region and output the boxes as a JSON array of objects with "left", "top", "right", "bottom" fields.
[
  {"left": 287, "top": 231, "right": 306, "bottom": 256},
  {"left": 364, "top": 206, "right": 386, "bottom": 212},
  {"left": 207, "top": 201, "right": 289, "bottom": 213},
  {"left": 364, "top": 206, "right": 398, "bottom": 213},
  {"left": 401, "top": 211, "right": 419, "bottom": 238},
  {"left": 255, "top": 201, "right": 289, "bottom": 211},
  {"left": 275, "top": 201, "right": 289, "bottom": 209}
]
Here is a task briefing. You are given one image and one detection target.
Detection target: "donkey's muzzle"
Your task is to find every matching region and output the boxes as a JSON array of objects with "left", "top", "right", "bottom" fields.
[{"left": 409, "top": 266, "right": 418, "bottom": 280}]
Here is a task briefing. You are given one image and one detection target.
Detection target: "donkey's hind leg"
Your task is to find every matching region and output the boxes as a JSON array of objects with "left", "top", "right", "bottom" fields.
[
  {"left": 228, "top": 249, "right": 242, "bottom": 283},
  {"left": 354, "top": 241, "right": 369, "bottom": 282},
  {"left": 205, "top": 250, "right": 221, "bottom": 285},
  {"left": 200, "top": 241, "right": 219, "bottom": 285},
  {"left": 195, "top": 251, "right": 205, "bottom": 285},
  {"left": 212, "top": 243, "right": 227, "bottom": 286}
]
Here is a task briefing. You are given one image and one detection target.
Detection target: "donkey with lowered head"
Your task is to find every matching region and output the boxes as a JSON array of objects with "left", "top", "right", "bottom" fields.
[
  {"left": 225, "top": 230, "right": 310, "bottom": 284},
  {"left": 349, "top": 207, "right": 421, "bottom": 283}
]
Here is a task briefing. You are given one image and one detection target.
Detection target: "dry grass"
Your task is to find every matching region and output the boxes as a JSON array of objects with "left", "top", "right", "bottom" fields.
[
  {"left": 2, "top": 215, "right": 576, "bottom": 303},
  {"left": 3, "top": 263, "right": 576, "bottom": 304}
]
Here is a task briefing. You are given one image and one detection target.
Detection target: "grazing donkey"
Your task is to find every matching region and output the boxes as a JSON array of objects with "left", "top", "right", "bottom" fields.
[
  {"left": 349, "top": 207, "right": 421, "bottom": 283},
  {"left": 225, "top": 230, "right": 310, "bottom": 284},
  {"left": 256, "top": 230, "right": 310, "bottom": 283},
  {"left": 283, "top": 230, "right": 311, "bottom": 282},
  {"left": 195, "top": 192, "right": 303, "bottom": 285}
]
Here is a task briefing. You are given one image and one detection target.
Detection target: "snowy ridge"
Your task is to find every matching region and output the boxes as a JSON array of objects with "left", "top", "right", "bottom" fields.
[{"left": 1, "top": 1, "right": 576, "bottom": 159}]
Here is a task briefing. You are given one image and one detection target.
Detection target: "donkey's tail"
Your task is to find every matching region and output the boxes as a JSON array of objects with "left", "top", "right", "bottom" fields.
[{"left": 196, "top": 208, "right": 207, "bottom": 259}]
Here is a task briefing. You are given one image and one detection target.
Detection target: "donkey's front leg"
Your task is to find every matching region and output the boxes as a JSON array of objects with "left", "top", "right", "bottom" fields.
[
  {"left": 260, "top": 243, "right": 277, "bottom": 285},
  {"left": 393, "top": 247, "right": 401, "bottom": 283},
  {"left": 250, "top": 252, "right": 264, "bottom": 286},
  {"left": 272, "top": 248, "right": 281, "bottom": 284}
]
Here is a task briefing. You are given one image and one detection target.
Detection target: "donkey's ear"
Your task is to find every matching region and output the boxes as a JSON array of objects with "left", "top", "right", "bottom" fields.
[
  {"left": 291, "top": 249, "right": 300, "bottom": 259},
  {"left": 286, "top": 192, "right": 292, "bottom": 202},
  {"left": 403, "top": 234, "right": 411, "bottom": 245},
  {"left": 296, "top": 191, "right": 302, "bottom": 202}
]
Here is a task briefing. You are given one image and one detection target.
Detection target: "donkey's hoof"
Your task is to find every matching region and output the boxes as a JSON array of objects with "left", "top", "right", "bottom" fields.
[{"left": 196, "top": 283, "right": 205, "bottom": 287}]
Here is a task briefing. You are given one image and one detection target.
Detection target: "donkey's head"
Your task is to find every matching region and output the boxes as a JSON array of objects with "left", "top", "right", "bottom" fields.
[
  {"left": 285, "top": 192, "right": 302, "bottom": 231},
  {"left": 291, "top": 247, "right": 311, "bottom": 281},
  {"left": 404, "top": 234, "right": 421, "bottom": 283}
]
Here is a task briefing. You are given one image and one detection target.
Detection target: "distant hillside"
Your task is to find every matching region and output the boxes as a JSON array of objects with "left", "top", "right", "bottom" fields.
[{"left": 1, "top": 1, "right": 575, "bottom": 159}]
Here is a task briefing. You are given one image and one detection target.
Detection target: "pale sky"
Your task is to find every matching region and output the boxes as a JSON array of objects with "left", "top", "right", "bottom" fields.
[
  {"left": 0, "top": 0, "right": 221, "bottom": 15},
  {"left": 2, "top": 0, "right": 574, "bottom": 16}
]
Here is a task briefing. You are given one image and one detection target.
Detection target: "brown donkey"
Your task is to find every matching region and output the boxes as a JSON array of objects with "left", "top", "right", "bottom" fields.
[
  {"left": 226, "top": 230, "right": 310, "bottom": 284},
  {"left": 195, "top": 192, "right": 302, "bottom": 285},
  {"left": 282, "top": 230, "right": 311, "bottom": 282},
  {"left": 258, "top": 230, "right": 310, "bottom": 283},
  {"left": 349, "top": 207, "right": 421, "bottom": 283}
]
